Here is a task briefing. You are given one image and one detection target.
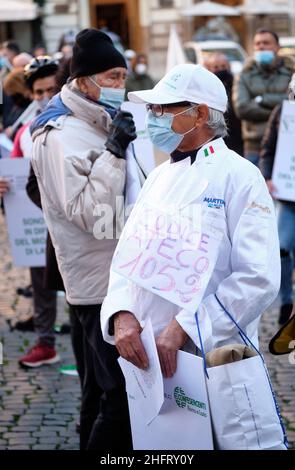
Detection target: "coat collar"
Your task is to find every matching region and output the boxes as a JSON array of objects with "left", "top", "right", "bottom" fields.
[
  {"left": 195, "top": 137, "right": 228, "bottom": 163},
  {"left": 60, "top": 80, "right": 113, "bottom": 133},
  {"left": 242, "top": 55, "right": 294, "bottom": 75}
]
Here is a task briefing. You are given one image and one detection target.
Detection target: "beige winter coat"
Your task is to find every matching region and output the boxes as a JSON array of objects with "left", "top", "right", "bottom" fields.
[{"left": 31, "top": 82, "right": 126, "bottom": 305}]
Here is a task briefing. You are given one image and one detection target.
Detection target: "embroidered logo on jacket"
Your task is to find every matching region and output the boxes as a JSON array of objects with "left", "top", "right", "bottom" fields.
[{"left": 203, "top": 197, "right": 225, "bottom": 209}]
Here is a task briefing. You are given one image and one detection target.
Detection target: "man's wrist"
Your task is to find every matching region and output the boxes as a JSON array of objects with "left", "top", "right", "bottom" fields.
[
  {"left": 109, "top": 310, "right": 135, "bottom": 335},
  {"left": 106, "top": 142, "right": 125, "bottom": 159}
]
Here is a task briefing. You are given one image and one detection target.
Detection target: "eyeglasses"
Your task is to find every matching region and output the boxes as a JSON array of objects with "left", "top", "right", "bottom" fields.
[{"left": 146, "top": 102, "right": 196, "bottom": 118}]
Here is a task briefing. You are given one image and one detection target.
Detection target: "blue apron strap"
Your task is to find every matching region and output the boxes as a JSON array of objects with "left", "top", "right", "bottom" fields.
[
  {"left": 214, "top": 294, "right": 262, "bottom": 357},
  {"left": 194, "top": 311, "right": 209, "bottom": 378}
]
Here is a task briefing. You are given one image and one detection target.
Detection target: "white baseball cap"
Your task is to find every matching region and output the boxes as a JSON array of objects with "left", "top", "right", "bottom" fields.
[{"left": 128, "top": 63, "right": 228, "bottom": 112}]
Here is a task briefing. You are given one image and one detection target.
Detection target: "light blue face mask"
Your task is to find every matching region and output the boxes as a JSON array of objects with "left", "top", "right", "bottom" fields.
[
  {"left": 145, "top": 106, "right": 197, "bottom": 154},
  {"left": 254, "top": 50, "right": 275, "bottom": 65},
  {"left": 89, "top": 77, "right": 125, "bottom": 109},
  {"left": 36, "top": 97, "right": 50, "bottom": 113},
  {"left": 0, "top": 56, "right": 11, "bottom": 70}
]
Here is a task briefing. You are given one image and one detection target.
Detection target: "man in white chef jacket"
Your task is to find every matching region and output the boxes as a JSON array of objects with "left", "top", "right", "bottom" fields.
[{"left": 100, "top": 64, "right": 280, "bottom": 378}]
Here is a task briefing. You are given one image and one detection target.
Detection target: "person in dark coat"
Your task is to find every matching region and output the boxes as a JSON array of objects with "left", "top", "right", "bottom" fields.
[
  {"left": 26, "top": 166, "right": 65, "bottom": 292},
  {"left": 125, "top": 53, "right": 155, "bottom": 99},
  {"left": 204, "top": 52, "right": 243, "bottom": 155},
  {"left": 260, "top": 74, "right": 295, "bottom": 325},
  {"left": 2, "top": 67, "right": 31, "bottom": 132}
]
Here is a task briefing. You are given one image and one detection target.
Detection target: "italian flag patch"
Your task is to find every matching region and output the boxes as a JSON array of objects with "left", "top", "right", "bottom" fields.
[{"left": 204, "top": 146, "right": 215, "bottom": 157}]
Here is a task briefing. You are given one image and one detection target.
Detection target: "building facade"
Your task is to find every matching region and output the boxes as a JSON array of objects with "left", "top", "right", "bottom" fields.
[{"left": 1, "top": 1, "right": 295, "bottom": 76}]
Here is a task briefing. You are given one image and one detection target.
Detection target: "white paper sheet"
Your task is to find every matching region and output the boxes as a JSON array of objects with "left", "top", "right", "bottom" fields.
[{"left": 118, "top": 318, "right": 164, "bottom": 425}]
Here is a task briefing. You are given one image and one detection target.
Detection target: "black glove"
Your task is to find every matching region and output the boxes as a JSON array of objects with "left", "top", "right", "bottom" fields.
[{"left": 105, "top": 110, "right": 137, "bottom": 159}]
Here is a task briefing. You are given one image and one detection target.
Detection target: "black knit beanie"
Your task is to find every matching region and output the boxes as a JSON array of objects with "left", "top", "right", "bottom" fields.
[{"left": 70, "top": 28, "right": 127, "bottom": 78}]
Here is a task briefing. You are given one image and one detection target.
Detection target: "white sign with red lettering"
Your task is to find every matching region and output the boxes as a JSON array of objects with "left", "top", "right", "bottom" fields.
[{"left": 112, "top": 203, "right": 223, "bottom": 313}]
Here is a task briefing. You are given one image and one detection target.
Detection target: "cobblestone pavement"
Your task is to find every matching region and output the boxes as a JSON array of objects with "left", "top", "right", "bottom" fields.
[
  {"left": 0, "top": 213, "right": 80, "bottom": 450},
  {"left": 0, "top": 211, "right": 294, "bottom": 450}
]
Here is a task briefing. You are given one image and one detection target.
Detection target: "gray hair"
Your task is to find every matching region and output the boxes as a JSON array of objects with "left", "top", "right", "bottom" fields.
[
  {"left": 186, "top": 105, "right": 228, "bottom": 138},
  {"left": 206, "top": 108, "right": 228, "bottom": 138}
]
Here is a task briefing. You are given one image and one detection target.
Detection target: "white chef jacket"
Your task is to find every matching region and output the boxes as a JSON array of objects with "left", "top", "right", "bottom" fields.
[{"left": 101, "top": 138, "right": 280, "bottom": 353}]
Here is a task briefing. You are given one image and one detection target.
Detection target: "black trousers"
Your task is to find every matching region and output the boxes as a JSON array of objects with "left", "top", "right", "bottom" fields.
[
  {"left": 69, "top": 304, "right": 132, "bottom": 451},
  {"left": 30, "top": 267, "right": 57, "bottom": 347}
]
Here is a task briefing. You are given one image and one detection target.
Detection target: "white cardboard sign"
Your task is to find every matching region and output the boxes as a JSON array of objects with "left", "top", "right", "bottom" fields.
[
  {"left": 272, "top": 100, "right": 295, "bottom": 202},
  {"left": 112, "top": 202, "right": 223, "bottom": 313},
  {"left": 0, "top": 158, "right": 46, "bottom": 267}
]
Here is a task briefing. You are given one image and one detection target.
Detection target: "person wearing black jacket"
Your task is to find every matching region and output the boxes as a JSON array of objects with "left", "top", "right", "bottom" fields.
[
  {"left": 260, "top": 79, "right": 295, "bottom": 325},
  {"left": 204, "top": 53, "right": 243, "bottom": 155},
  {"left": 26, "top": 166, "right": 64, "bottom": 291}
]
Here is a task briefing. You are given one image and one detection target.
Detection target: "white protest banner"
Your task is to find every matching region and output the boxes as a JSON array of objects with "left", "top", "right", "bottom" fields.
[
  {"left": 166, "top": 24, "right": 187, "bottom": 73},
  {"left": 0, "top": 158, "right": 46, "bottom": 267},
  {"left": 112, "top": 202, "right": 223, "bottom": 313},
  {"left": 272, "top": 100, "right": 295, "bottom": 202}
]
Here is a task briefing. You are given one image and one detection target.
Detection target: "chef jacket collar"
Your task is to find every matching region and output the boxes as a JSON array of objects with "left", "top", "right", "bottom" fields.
[{"left": 170, "top": 137, "right": 226, "bottom": 165}]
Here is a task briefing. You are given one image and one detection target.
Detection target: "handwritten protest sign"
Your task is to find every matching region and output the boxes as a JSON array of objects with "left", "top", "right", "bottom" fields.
[
  {"left": 0, "top": 158, "right": 46, "bottom": 267},
  {"left": 112, "top": 203, "right": 223, "bottom": 313},
  {"left": 272, "top": 100, "right": 295, "bottom": 202}
]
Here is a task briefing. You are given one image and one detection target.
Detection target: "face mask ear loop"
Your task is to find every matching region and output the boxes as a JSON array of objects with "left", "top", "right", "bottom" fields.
[
  {"left": 89, "top": 76, "right": 100, "bottom": 90},
  {"left": 172, "top": 104, "right": 198, "bottom": 118},
  {"left": 175, "top": 105, "right": 199, "bottom": 137}
]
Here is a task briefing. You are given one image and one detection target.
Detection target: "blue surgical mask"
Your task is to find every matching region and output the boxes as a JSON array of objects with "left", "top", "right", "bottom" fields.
[
  {"left": 36, "top": 97, "right": 50, "bottom": 113},
  {"left": 89, "top": 77, "right": 125, "bottom": 109},
  {"left": 254, "top": 50, "right": 275, "bottom": 65},
  {"left": 0, "top": 56, "right": 11, "bottom": 70},
  {"left": 145, "top": 107, "right": 197, "bottom": 154}
]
